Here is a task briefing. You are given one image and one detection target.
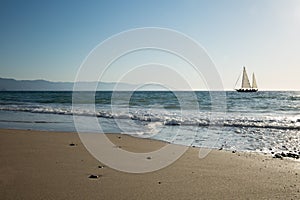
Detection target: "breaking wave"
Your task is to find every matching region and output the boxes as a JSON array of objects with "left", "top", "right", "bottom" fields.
[{"left": 1, "top": 105, "right": 300, "bottom": 130}]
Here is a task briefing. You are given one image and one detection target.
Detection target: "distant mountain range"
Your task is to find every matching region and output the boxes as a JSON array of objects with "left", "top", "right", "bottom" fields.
[{"left": 0, "top": 77, "right": 137, "bottom": 91}]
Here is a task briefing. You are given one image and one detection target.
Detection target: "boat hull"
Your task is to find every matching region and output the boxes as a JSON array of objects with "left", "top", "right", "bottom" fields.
[{"left": 236, "top": 88, "right": 258, "bottom": 92}]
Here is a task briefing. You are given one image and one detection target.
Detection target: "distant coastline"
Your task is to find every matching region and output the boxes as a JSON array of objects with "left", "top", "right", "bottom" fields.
[
  {"left": 0, "top": 77, "right": 136, "bottom": 91},
  {"left": 1, "top": 77, "right": 299, "bottom": 91}
]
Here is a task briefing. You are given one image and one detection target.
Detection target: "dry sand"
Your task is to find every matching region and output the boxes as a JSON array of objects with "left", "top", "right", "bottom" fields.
[{"left": 0, "top": 129, "right": 299, "bottom": 200}]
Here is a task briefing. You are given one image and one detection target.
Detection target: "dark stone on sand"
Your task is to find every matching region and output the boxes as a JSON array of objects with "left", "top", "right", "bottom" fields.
[
  {"left": 118, "top": 136, "right": 121, "bottom": 139},
  {"left": 286, "top": 152, "right": 299, "bottom": 159},
  {"left": 274, "top": 152, "right": 300, "bottom": 159},
  {"left": 232, "top": 150, "right": 236, "bottom": 153},
  {"left": 281, "top": 152, "right": 286, "bottom": 157},
  {"left": 146, "top": 156, "right": 152, "bottom": 160},
  {"left": 69, "top": 143, "right": 76, "bottom": 146},
  {"left": 158, "top": 181, "right": 161, "bottom": 184},
  {"left": 274, "top": 153, "right": 282, "bottom": 159},
  {"left": 98, "top": 165, "right": 104, "bottom": 169},
  {"left": 88, "top": 175, "right": 100, "bottom": 179},
  {"left": 271, "top": 151, "right": 274, "bottom": 154}
]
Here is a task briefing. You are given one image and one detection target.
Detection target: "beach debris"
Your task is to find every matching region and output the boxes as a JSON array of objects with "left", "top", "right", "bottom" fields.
[
  {"left": 286, "top": 152, "right": 299, "bottom": 159},
  {"left": 69, "top": 143, "right": 77, "bottom": 146},
  {"left": 88, "top": 174, "right": 100, "bottom": 179},
  {"left": 273, "top": 153, "right": 282, "bottom": 159},
  {"left": 232, "top": 150, "right": 236, "bottom": 153},
  {"left": 281, "top": 152, "right": 286, "bottom": 157},
  {"left": 146, "top": 156, "right": 152, "bottom": 160},
  {"left": 98, "top": 165, "right": 104, "bottom": 169},
  {"left": 273, "top": 152, "right": 299, "bottom": 159},
  {"left": 158, "top": 181, "right": 161, "bottom": 184}
]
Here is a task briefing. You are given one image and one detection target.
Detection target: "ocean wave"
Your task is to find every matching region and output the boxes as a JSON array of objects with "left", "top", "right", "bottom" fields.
[{"left": 1, "top": 105, "right": 300, "bottom": 131}]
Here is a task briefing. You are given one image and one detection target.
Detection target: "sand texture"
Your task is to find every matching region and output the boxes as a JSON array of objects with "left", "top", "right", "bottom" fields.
[{"left": 0, "top": 129, "right": 299, "bottom": 200}]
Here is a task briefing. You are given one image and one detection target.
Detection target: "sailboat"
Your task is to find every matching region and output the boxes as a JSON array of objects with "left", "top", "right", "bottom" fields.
[{"left": 235, "top": 66, "right": 258, "bottom": 92}]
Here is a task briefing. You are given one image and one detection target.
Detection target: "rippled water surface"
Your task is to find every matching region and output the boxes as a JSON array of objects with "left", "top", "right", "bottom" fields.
[{"left": 1, "top": 91, "right": 300, "bottom": 155}]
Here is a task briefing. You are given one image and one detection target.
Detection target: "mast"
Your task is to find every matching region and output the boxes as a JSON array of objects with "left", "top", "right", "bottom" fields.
[
  {"left": 241, "top": 66, "right": 251, "bottom": 89},
  {"left": 252, "top": 73, "right": 257, "bottom": 89}
]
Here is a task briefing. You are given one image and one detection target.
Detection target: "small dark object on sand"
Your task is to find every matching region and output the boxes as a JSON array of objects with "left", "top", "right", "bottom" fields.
[
  {"left": 286, "top": 152, "right": 299, "bottom": 159},
  {"left": 273, "top": 153, "right": 282, "bottom": 159},
  {"left": 146, "top": 156, "right": 152, "bottom": 160},
  {"left": 158, "top": 181, "right": 161, "bottom": 184},
  {"left": 69, "top": 143, "right": 76, "bottom": 146},
  {"left": 232, "top": 150, "right": 236, "bottom": 153},
  {"left": 98, "top": 165, "right": 104, "bottom": 169},
  {"left": 88, "top": 175, "right": 100, "bottom": 179}
]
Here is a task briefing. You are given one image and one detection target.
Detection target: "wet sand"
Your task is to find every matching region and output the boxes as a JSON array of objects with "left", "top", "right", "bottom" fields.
[{"left": 0, "top": 129, "right": 299, "bottom": 199}]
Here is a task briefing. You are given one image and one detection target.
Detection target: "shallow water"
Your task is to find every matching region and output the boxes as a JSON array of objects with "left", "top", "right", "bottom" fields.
[{"left": 0, "top": 91, "right": 299, "bottom": 155}]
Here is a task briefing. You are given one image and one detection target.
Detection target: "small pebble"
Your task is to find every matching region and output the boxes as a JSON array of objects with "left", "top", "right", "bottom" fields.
[
  {"left": 273, "top": 153, "right": 282, "bottom": 159},
  {"left": 88, "top": 175, "right": 100, "bottom": 179}
]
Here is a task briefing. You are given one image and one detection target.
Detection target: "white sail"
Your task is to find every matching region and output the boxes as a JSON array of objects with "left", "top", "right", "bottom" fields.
[
  {"left": 241, "top": 66, "right": 251, "bottom": 89},
  {"left": 235, "top": 66, "right": 258, "bottom": 92},
  {"left": 252, "top": 73, "right": 257, "bottom": 89}
]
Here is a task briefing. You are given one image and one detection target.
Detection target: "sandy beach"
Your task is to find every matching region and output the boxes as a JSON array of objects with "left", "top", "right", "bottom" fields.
[{"left": 0, "top": 128, "right": 299, "bottom": 200}]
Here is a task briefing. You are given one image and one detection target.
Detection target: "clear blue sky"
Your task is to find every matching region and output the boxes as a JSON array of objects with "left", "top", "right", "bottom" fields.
[{"left": 1, "top": 0, "right": 299, "bottom": 90}]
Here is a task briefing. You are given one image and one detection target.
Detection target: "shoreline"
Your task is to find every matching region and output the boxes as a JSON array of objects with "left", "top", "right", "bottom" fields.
[{"left": 0, "top": 128, "right": 299, "bottom": 199}]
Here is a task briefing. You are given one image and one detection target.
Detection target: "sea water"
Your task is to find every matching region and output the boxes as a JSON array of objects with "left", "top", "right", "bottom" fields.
[{"left": 0, "top": 91, "right": 299, "bottom": 155}]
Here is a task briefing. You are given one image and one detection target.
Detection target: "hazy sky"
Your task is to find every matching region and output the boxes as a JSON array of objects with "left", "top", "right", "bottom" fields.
[{"left": 0, "top": 0, "right": 300, "bottom": 90}]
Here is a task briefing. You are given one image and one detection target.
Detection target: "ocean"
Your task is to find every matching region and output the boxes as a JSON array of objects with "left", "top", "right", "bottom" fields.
[{"left": 0, "top": 91, "right": 299, "bottom": 156}]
